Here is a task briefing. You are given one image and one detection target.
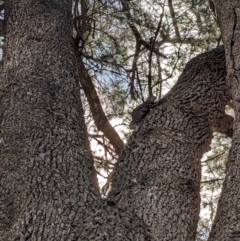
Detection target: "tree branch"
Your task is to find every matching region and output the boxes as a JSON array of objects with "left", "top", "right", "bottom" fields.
[
  {"left": 76, "top": 53, "right": 125, "bottom": 155},
  {"left": 0, "top": 4, "right": 5, "bottom": 36},
  {"left": 168, "top": 0, "right": 181, "bottom": 39},
  {"left": 201, "top": 178, "right": 224, "bottom": 184},
  {"left": 148, "top": 6, "right": 165, "bottom": 97},
  {"left": 120, "top": 0, "right": 167, "bottom": 59},
  {"left": 109, "top": 46, "right": 232, "bottom": 240},
  {"left": 130, "top": 41, "right": 141, "bottom": 99},
  {"left": 0, "top": 3, "right": 4, "bottom": 12}
]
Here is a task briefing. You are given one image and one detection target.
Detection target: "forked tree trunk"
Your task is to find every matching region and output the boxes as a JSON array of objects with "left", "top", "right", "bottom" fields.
[
  {"left": 208, "top": 1, "right": 240, "bottom": 240},
  {"left": 0, "top": 1, "right": 233, "bottom": 241}
]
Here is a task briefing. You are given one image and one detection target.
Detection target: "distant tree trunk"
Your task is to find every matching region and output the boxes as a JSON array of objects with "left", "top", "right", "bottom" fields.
[{"left": 207, "top": 1, "right": 240, "bottom": 240}]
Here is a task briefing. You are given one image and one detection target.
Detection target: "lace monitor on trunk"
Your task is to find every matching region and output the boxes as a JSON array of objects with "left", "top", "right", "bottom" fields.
[
  {"left": 129, "top": 84, "right": 177, "bottom": 130},
  {"left": 129, "top": 95, "right": 166, "bottom": 130}
]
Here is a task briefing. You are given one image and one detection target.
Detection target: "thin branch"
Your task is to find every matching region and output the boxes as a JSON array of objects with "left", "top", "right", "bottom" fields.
[
  {"left": 94, "top": 155, "right": 115, "bottom": 167},
  {"left": 120, "top": 0, "right": 167, "bottom": 59},
  {"left": 0, "top": 3, "right": 4, "bottom": 12},
  {"left": 201, "top": 178, "right": 224, "bottom": 184},
  {"left": 91, "top": 135, "right": 117, "bottom": 155},
  {"left": 156, "top": 55, "right": 163, "bottom": 99},
  {"left": 152, "top": 46, "right": 182, "bottom": 89},
  {"left": 148, "top": 1, "right": 165, "bottom": 96},
  {"left": 168, "top": 0, "right": 181, "bottom": 39},
  {"left": 0, "top": 19, "right": 5, "bottom": 36},
  {"left": 201, "top": 151, "right": 227, "bottom": 163},
  {"left": 130, "top": 41, "right": 141, "bottom": 99},
  {"left": 89, "top": 134, "right": 105, "bottom": 138},
  {"left": 136, "top": 69, "right": 144, "bottom": 101},
  {"left": 95, "top": 170, "right": 108, "bottom": 179}
]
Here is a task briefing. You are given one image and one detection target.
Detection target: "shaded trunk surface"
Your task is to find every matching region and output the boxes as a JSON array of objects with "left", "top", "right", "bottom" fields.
[{"left": 0, "top": 1, "right": 152, "bottom": 240}]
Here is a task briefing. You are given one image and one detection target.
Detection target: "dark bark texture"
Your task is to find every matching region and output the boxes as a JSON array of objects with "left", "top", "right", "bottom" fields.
[
  {"left": 0, "top": 1, "right": 100, "bottom": 240},
  {"left": 208, "top": 1, "right": 240, "bottom": 240},
  {"left": 108, "top": 46, "right": 232, "bottom": 240}
]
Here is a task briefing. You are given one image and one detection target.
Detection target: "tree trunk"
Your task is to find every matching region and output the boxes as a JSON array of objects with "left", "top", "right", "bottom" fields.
[
  {"left": 0, "top": 1, "right": 100, "bottom": 240},
  {"left": 207, "top": 1, "right": 240, "bottom": 240},
  {"left": 108, "top": 46, "right": 232, "bottom": 240}
]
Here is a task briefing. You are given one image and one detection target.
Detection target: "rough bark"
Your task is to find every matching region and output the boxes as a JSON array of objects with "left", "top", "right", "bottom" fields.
[
  {"left": 108, "top": 46, "right": 232, "bottom": 240},
  {"left": 207, "top": 1, "right": 240, "bottom": 240},
  {"left": 0, "top": 1, "right": 100, "bottom": 240}
]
